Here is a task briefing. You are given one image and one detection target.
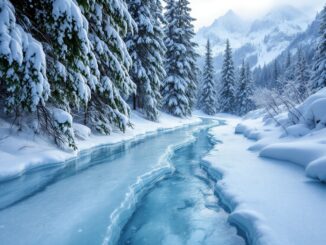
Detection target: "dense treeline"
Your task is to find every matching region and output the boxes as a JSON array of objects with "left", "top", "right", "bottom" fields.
[
  {"left": 1, "top": 0, "right": 325, "bottom": 150},
  {"left": 198, "top": 4, "right": 326, "bottom": 117},
  {"left": 251, "top": 5, "right": 326, "bottom": 116},
  {"left": 0, "top": 0, "right": 198, "bottom": 150},
  {"left": 198, "top": 39, "right": 255, "bottom": 116}
]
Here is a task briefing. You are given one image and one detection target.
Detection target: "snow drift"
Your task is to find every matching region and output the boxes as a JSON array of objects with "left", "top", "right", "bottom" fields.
[{"left": 236, "top": 88, "right": 326, "bottom": 182}]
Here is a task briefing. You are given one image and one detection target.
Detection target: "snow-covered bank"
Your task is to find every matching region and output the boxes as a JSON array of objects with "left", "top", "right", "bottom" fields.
[
  {"left": 204, "top": 115, "right": 326, "bottom": 245},
  {"left": 0, "top": 112, "right": 200, "bottom": 180},
  {"left": 235, "top": 88, "right": 326, "bottom": 182}
]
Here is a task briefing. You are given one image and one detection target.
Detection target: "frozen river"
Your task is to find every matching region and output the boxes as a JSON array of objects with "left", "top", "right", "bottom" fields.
[{"left": 0, "top": 120, "right": 245, "bottom": 245}]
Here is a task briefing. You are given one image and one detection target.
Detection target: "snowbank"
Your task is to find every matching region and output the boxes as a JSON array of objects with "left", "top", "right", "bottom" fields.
[
  {"left": 0, "top": 111, "right": 201, "bottom": 180},
  {"left": 204, "top": 116, "right": 326, "bottom": 245},
  {"left": 235, "top": 88, "right": 326, "bottom": 182}
]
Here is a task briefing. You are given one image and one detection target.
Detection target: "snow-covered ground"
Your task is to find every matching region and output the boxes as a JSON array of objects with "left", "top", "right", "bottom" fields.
[
  {"left": 235, "top": 88, "right": 326, "bottom": 182},
  {"left": 204, "top": 115, "right": 326, "bottom": 245},
  {"left": 0, "top": 111, "right": 200, "bottom": 180},
  {"left": 203, "top": 95, "right": 326, "bottom": 245}
]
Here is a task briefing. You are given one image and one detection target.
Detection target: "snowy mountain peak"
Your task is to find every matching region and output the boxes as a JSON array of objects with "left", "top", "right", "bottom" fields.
[
  {"left": 208, "top": 9, "right": 247, "bottom": 34},
  {"left": 250, "top": 5, "right": 306, "bottom": 33},
  {"left": 195, "top": 5, "right": 313, "bottom": 69},
  {"left": 220, "top": 9, "right": 238, "bottom": 22},
  {"left": 266, "top": 5, "right": 304, "bottom": 21}
]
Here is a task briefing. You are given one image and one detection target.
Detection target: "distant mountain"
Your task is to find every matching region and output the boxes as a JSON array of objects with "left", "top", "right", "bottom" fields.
[
  {"left": 286, "top": 11, "right": 322, "bottom": 54},
  {"left": 195, "top": 10, "right": 250, "bottom": 55},
  {"left": 252, "top": 12, "right": 322, "bottom": 88},
  {"left": 195, "top": 5, "right": 312, "bottom": 70}
]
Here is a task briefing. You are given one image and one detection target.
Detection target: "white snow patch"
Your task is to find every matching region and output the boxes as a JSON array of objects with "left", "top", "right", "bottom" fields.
[
  {"left": 204, "top": 116, "right": 326, "bottom": 245},
  {"left": 234, "top": 88, "right": 326, "bottom": 182}
]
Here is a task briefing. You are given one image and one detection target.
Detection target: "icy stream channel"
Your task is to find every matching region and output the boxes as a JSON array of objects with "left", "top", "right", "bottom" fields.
[
  {"left": 0, "top": 120, "right": 245, "bottom": 245},
  {"left": 118, "top": 127, "right": 245, "bottom": 245}
]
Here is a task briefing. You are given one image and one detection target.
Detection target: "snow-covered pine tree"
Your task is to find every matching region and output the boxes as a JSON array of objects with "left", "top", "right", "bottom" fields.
[
  {"left": 199, "top": 40, "right": 216, "bottom": 115},
  {"left": 273, "top": 60, "right": 283, "bottom": 92},
  {"left": 219, "top": 39, "right": 236, "bottom": 113},
  {"left": 311, "top": 4, "right": 326, "bottom": 92},
  {"left": 243, "top": 63, "right": 255, "bottom": 113},
  {"left": 178, "top": 0, "right": 198, "bottom": 112},
  {"left": 0, "top": 0, "right": 81, "bottom": 150},
  {"left": 234, "top": 61, "right": 246, "bottom": 115},
  {"left": 15, "top": 0, "right": 99, "bottom": 111},
  {"left": 284, "top": 52, "right": 295, "bottom": 82},
  {"left": 126, "top": 0, "right": 166, "bottom": 121},
  {"left": 295, "top": 48, "right": 310, "bottom": 99},
  {"left": 162, "top": 0, "right": 189, "bottom": 117},
  {"left": 0, "top": 0, "right": 50, "bottom": 116},
  {"left": 235, "top": 61, "right": 255, "bottom": 115},
  {"left": 8, "top": 0, "right": 137, "bottom": 148},
  {"left": 78, "top": 0, "right": 137, "bottom": 134},
  {"left": 8, "top": 0, "right": 102, "bottom": 149}
]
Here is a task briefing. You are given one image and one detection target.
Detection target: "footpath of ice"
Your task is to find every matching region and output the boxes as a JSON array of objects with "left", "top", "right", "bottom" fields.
[{"left": 103, "top": 123, "right": 217, "bottom": 245}]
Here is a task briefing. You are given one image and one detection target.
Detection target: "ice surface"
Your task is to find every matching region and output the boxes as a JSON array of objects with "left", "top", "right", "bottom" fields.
[
  {"left": 0, "top": 123, "right": 202, "bottom": 245},
  {"left": 119, "top": 127, "right": 245, "bottom": 245}
]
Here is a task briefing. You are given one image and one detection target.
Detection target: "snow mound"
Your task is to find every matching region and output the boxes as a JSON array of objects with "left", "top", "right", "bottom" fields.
[
  {"left": 290, "top": 88, "right": 326, "bottom": 129},
  {"left": 235, "top": 123, "right": 262, "bottom": 140},
  {"left": 303, "top": 98, "right": 326, "bottom": 129},
  {"left": 284, "top": 124, "right": 310, "bottom": 137},
  {"left": 306, "top": 157, "right": 326, "bottom": 182},
  {"left": 236, "top": 88, "right": 326, "bottom": 182},
  {"left": 73, "top": 123, "right": 91, "bottom": 140}
]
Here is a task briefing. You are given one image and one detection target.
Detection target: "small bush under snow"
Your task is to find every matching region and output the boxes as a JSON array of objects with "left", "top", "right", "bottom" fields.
[
  {"left": 289, "top": 88, "right": 326, "bottom": 130},
  {"left": 73, "top": 123, "right": 91, "bottom": 140}
]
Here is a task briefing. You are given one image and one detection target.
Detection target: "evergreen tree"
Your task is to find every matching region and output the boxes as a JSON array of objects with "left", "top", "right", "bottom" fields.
[
  {"left": 235, "top": 61, "right": 246, "bottom": 115},
  {"left": 273, "top": 60, "right": 283, "bottom": 92},
  {"left": 162, "top": 0, "right": 197, "bottom": 117},
  {"left": 178, "top": 0, "right": 198, "bottom": 112},
  {"left": 0, "top": 0, "right": 50, "bottom": 115},
  {"left": 200, "top": 40, "right": 216, "bottom": 115},
  {"left": 2, "top": 0, "right": 138, "bottom": 149},
  {"left": 76, "top": 0, "right": 137, "bottom": 134},
  {"left": 295, "top": 48, "right": 310, "bottom": 99},
  {"left": 311, "top": 4, "right": 326, "bottom": 92},
  {"left": 235, "top": 61, "right": 255, "bottom": 115},
  {"left": 162, "top": 0, "right": 187, "bottom": 117},
  {"left": 8, "top": 0, "right": 99, "bottom": 148},
  {"left": 126, "top": 0, "right": 165, "bottom": 121},
  {"left": 243, "top": 63, "right": 255, "bottom": 113},
  {"left": 284, "top": 52, "right": 295, "bottom": 81},
  {"left": 14, "top": 0, "right": 99, "bottom": 111},
  {"left": 285, "top": 52, "right": 292, "bottom": 69},
  {"left": 219, "top": 40, "right": 236, "bottom": 113}
]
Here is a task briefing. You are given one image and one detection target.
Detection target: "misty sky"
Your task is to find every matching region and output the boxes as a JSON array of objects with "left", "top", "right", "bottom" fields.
[{"left": 190, "top": 0, "right": 325, "bottom": 30}]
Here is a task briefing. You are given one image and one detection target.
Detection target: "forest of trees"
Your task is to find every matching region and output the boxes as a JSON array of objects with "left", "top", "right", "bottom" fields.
[
  {"left": 199, "top": 4, "right": 326, "bottom": 118},
  {"left": 0, "top": 0, "right": 326, "bottom": 150},
  {"left": 0, "top": 0, "right": 197, "bottom": 150},
  {"left": 198, "top": 39, "right": 255, "bottom": 116}
]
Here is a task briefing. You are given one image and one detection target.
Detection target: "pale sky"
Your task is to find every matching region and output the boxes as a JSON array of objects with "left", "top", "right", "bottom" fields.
[{"left": 189, "top": 0, "right": 325, "bottom": 31}]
